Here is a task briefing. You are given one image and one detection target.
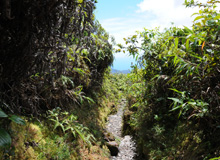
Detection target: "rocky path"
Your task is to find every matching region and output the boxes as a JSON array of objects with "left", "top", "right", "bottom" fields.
[{"left": 106, "top": 99, "right": 137, "bottom": 160}]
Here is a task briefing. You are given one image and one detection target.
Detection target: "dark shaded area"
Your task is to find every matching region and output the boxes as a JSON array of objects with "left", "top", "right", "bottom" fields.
[
  {"left": 0, "top": 0, "right": 93, "bottom": 82},
  {"left": 0, "top": 0, "right": 113, "bottom": 115},
  {"left": 106, "top": 141, "right": 119, "bottom": 156}
]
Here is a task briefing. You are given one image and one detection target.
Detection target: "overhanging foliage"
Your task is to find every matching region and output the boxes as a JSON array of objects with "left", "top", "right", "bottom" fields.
[{"left": 0, "top": 0, "right": 113, "bottom": 115}]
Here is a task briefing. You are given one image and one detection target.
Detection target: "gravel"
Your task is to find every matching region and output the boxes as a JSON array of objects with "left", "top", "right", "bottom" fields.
[{"left": 106, "top": 99, "right": 137, "bottom": 160}]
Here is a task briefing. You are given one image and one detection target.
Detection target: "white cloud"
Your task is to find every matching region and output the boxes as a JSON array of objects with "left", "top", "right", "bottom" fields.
[
  {"left": 100, "top": 0, "right": 220, "bottom": 59},
  {"left": 100, "top": 17, "right": 144, "bottom": 59},
  {"left": 137, "top": 0, "right": 202, "bottom": 27},
  {"left": 101, "top": 18, "right": 144, "bottom": 40},
  {"left": 136, "top": 0, "right": 220, "bottom": 28}
]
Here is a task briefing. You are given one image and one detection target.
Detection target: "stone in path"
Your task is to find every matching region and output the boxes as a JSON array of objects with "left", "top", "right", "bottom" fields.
[{"left": 106, "top": 99, "right": 136, "bottom": 160}]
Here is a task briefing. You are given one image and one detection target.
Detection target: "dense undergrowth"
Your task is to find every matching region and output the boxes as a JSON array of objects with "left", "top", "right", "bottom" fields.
[
  {"left": 0, "top": 94, "right": 114, "bottom": 160},
  {"left": 120, "top": 1, "right": 220, "bottom": 159},
  {"left": 1, "top": 0, "right": 220, "bottom": 159},
  {"left": 0, "top": 71, "right": 127, "bottom": 159},
  {"left": 0, "top": 0, "right": 120, "bottom": 159}
]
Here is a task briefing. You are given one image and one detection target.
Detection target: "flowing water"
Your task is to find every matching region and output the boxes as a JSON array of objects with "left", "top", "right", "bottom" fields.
[{"left": 106, "top": 99, "right": 137, "bottom": 160}]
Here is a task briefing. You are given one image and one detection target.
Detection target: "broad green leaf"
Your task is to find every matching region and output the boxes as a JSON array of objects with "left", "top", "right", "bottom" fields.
[
  {"left": 210, "top": 157, "right": 220, "bottom": 160},
  {"left": 59, "top": 124, "right": 65, "bottom": 133},
  {"left": 201, "top": 19, "right": 206, "bottom": 25},
  {"left": 188, "top": 102, "right": 197, "bottom": 106},
  {"left": 194, "top": 15, "right": 203, "bottom": 22},
  {"left": 173, "top": 56, "right": 180, "bottom": 67},
  {"left": 168, "top": 97, "right": 183, "bottom": 104},
  {"left": 0, "top": 128, "right": 11, "bottom": 148},
  {"left": 214, "top": 15, "right": 220, "bottom": 20},
  {"left": 73, "top": 68, "right": 86, "bottom": 75},
  {"left": 195, "top": 22, "right": 202, "bottom": 27},
  {"left": 8, "top": 115, "right": 26, "bottom": 125},
  {"left": 80, "top": 96, "right": 83, "bottom": 104},
  {"left": 0, "top": 110, "right": 8, "bottom": 118},
  {"left": 70, "top": 128, "right": 76, "bottom": 137},
  {"left": 151, "top": 75, "right": 160, "bottom": 81},
  {"left": 53, "top": 121, "right": 60, "bottom": 131},
  {"left": 169, "top": 104, "right": 182, "bottom": 112},
  {"left": 186, "top": 39, "right": 190, "bottom": 51},
  {"left": 191, "top": 12, "right": 199, "bottom": 17},
  {"left": 169, "top": 88, "right": 184, "bottom": 94},
  {"left": 190, "top": 54, "right": 202, "bottom": 60},
  {"left": 166, "top": 36, "right": 174, "bottom": 43},
  {"left": 184, "top": 26, "right": 193, "bottom": 34},
  {"left": 84, "top": 97, "right": 95, "bottom": 104},
  {"left": 82, "top": 56, "right": 91, "bottom": 63},
  {"left": 175, "top": 37, "right": 179, "bottom": 49},
  {"left": 74, "top": 127, "right": 86, "bottom": 141},
  {"left": 178, "top": 109, "right": 183, "bottom": 118}
]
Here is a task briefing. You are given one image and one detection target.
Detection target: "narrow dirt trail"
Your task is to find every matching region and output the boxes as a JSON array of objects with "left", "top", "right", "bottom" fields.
[{"left": 106, "top": 99, "right": 137, "bottom": 160}]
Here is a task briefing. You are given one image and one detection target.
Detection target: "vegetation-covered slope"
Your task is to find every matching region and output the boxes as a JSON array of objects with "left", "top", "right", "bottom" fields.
[
  {"left": 1, "top": 0, "right": 220, "bottom": 159},
  {"left": 0, "top": 0, "right": 113, "bottom": 115},
  {"left": 0, "top": 0, "right": 116, "bottom": 159},
  {"left": 120, "top": 1, "right": 220, "bottom": 159}
]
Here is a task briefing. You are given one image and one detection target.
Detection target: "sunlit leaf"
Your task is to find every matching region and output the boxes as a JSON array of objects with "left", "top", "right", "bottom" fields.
[
  {"left": 175, "top": 37, "right": 179, "bottom": 49},
  {"left": 210, "top": 157, "right": 220, "bottom": 160},
  {"left": 214, "top": 15, "right": 220, "bottom": 20},
  {"left": 194, "top": 15, "right": 203, "bottom": 22},
  {"left": 188, "top": 102, "right": 197, "bottom": 106},
  {"left": 168, "top": 97, "right": 183, "bottom": 104},
  {"left": 191, "top": 12, "right": 199, "bottom": 17},
  {"left": 169, "top": 88, "right": 184, "bottom": 94},
  {"left": 169, "top": 104, "right": 182, "bottom": 112},
  {"left": 186, "top": 39, "right": 190, "bottom": 51}
]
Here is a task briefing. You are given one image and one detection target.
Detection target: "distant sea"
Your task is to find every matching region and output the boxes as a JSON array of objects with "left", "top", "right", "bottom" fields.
[{"left": 112, "top": 56, "right": 136, "bottom": 70}]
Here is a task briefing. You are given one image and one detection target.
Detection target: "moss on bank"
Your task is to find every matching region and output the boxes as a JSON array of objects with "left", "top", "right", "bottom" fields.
[{"left": 0, "top": 103, "right": 112, "bottom": 160}]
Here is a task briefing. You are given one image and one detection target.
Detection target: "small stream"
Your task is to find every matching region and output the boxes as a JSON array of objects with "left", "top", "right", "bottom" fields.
[{"left": 106, "top": 99, "right": 137, "bottom": 160}]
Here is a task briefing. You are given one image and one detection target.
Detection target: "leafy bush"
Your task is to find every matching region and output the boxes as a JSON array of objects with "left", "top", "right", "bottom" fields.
[
  {"left": 47, "top": 107, "right": 96, "bottom": 147},
  {"left": 0, "top": 0, "right": 113, "bottom": 115},
  {"left": 121, "top": 0, "right": 220, "bottom": 159}
]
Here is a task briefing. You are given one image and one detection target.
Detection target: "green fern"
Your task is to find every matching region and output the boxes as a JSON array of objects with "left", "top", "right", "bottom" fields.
[
  {"left": 60, "top": 75, "right": 74, "bottom": 87},
  {"left": 47, "top": 108, "right": 96, "bottom": 147}
]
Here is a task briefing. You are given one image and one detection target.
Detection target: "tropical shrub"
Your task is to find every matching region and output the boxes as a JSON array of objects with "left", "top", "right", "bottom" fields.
[
  {"left": 121, "top": 0, "right": 220, "bottom": 159},
  {"left": 47, "top": 107, "right": 96, "bottom": 147},
  {"left": 0, "top": 0, "right": 114, "bottom": 159},
  {"left": 0, "top": 0, "right": 113, "bottom": 115}
]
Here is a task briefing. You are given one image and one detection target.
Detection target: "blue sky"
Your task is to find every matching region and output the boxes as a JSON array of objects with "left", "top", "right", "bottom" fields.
[{"left": 95, "top": 0, "right": 210, "bottom": 70}]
